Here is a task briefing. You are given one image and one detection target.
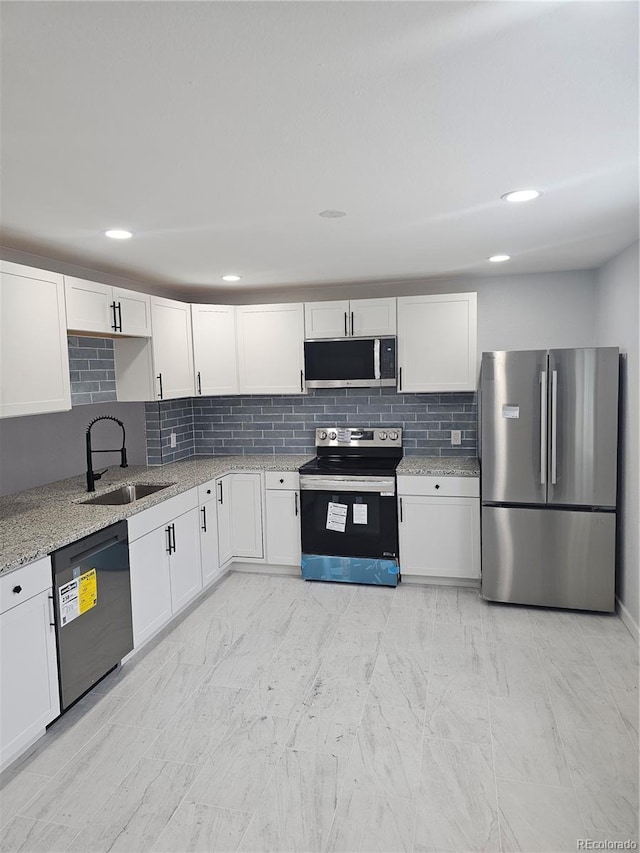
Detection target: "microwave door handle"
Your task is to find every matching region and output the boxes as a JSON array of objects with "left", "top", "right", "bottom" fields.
[{"left": 374, "top": 339, "right": 381, "bottom": 380}]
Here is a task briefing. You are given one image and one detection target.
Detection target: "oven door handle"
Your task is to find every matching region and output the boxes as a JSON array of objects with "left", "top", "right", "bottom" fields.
[{"left": 299, "top": 476, "right": 396, "bottom": 493}]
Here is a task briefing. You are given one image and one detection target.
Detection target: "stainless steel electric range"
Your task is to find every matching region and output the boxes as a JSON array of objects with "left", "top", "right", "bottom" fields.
[{"left": 298, "top": 426, "right": 403, "bottom": 587}]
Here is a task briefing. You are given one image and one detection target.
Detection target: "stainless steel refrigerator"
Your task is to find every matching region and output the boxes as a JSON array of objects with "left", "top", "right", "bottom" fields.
[{"left": 480, "top": 348, "right": 619, "bottom": 612}]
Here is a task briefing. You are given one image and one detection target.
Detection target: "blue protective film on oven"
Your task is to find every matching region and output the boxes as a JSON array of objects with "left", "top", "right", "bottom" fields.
[{"left": 301, "top": 554, "right": 399, "bottom": 587}]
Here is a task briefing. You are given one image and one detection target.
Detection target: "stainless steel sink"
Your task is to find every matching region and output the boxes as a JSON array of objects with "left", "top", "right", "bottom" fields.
[{"left": 81, "top": 483, "right": 175, "bottom": 505}]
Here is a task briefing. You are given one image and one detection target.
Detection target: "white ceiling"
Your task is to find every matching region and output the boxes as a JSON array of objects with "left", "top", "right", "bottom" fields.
[{"left": 1, "top": 1, "right": 638, "bottom": 299}]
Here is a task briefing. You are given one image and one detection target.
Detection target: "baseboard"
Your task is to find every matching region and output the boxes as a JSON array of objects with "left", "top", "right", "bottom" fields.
[
  {"left": 231, "top": 562, "right": 300, "bottom": 577},
  {"left": 401, "top": 574, "right": 480, "bottom": 588},
  {"left": 616, "top": 596, "right": 639, "bottom": 642}
]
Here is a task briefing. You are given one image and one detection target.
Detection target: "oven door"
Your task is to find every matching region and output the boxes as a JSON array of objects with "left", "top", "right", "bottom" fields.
[{"left": 299, "top": 475, "right": 398, "bottom": 560}]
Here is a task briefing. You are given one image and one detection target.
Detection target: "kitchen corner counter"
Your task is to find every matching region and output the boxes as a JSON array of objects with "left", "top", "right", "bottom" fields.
[
  {"left": 0, "top": 454, "right": 311, "bottom": 575},
  {"left": 397, "top": 456, "right": 480, "bottom": 476}
]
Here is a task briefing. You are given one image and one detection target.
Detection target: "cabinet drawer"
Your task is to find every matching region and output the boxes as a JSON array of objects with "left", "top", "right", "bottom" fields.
[
  {"left": 265, "top": 471, "right": 300, "bottom": 490},
  {"left": 127, "top": 488, "right": 198, "bottom": 542},
  {"left": 0, "top": 556, "right": 52, "bottom": 615},
  {"left": 198, "top": 478, "right": 220, "bottom": 504},
  {"left": 397, "top": 475, "right": 479, "bottom": 498}
]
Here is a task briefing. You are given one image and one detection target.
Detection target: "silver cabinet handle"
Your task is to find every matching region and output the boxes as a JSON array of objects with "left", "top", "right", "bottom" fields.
[
  {"left": 551, "top": 369, "right": 558, "bottom": 485},
  {"left": 540, "top": 371, "right": 547, "bottom": 485}
]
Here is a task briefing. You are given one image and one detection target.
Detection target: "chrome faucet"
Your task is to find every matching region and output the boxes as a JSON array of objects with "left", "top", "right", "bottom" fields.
[{"left": 86, "top": 416, "right": 128, "bottom": 492}]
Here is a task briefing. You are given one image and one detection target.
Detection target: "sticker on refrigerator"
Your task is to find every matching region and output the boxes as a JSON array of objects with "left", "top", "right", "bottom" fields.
[
  {"left": 353, "top": 504, "right": 368, "bottom": 525},
  {"left": 326, "top": 501, "right": 348, "bottom": 533},
  {"left": 58, "top": 568, "right": 98, "bottom": 625},
  {"left": 501, "top": 405, "right": 520, "bottom": 419}
]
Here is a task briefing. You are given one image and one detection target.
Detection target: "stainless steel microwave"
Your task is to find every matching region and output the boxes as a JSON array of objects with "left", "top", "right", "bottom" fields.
[{"left": 304, "top": 336, "right": 397, "bottom": 389}]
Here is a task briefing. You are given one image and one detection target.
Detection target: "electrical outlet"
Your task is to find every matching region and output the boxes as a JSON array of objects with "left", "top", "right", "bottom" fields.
[
  {"left": 170, "top": 432, "right": 177, "bottom": 448},
  {"left": 451, "top": 429, "right": 462, "bottom": 446}
]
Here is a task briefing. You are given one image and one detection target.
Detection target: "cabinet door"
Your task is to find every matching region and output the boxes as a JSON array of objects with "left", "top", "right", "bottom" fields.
[
  {"left": 216, "top": 475, "right": 233, "bottom": 567},
  {"left": 397, "top": 293, "right": 477, "bottom": 392},
  {"left": 129, "top": 528, "right": 172, "bottom": 647},
  {"left": 236, "top": 303, "right": 305, "bottom": 394},
  {"left": 304, "top": 300, "right": 349, "bottom": 339},
  {"left": 398, "top": 494, "right": 479, "bottom": 579},
  {"left": 112, "top": 287, "right": 151, "bottom": 337},
  {"left": 0, "top": 262, "right": 72, "bottom": 418},
  {"left": 150, "top": 296, "right": 195, "bottom": 399},
  {"left": 200, "top": 498, "right": 222, "bottom": 587},
  {"left": 64, "top": 276, "right": 113, "bottom": 334},
  {"left": 266, "top": 489, "right": 301, "bottom": 566},
  {"left": 169, "top": 508, "right": 203, "bottom": 613},
  {"left": 230, "top": 473, "right": 264, "bottom": 558},
  {"left": 0, "top": 589, "right": 60, "bottom": 769},
  {"left": 191, "top": 304, "right": 238, "bottom": 395},
  {"left": 351, "top": 298, "right": 397, "bottom": 337}
]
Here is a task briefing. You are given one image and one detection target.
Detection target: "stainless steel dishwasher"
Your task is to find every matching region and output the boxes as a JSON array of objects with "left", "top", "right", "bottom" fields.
[{"left": 51, "top": 520, "right": 133, "bottom": 710}]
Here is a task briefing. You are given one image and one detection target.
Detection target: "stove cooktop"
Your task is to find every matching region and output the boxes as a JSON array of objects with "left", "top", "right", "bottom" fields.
[{"left": 298, "top": 455, "right": 401, "bottom": 477}]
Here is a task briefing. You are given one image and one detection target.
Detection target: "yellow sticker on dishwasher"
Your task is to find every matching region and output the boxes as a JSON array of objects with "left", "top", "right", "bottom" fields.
[{"left": 78, "top": 568, "right": 97, "bottom": 614}]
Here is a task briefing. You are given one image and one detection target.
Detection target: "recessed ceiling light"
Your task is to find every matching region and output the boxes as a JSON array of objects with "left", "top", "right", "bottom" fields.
[
  {"left": 222, "top": 274, "right": 241, "bottom": 282},
  {"left": 501, "top": 189, "right": 541, "bottom": 203},
  {"left": 104, "top": 229, "right": 133, "bottom": 239},
  {"left": 319, "top": 210, "right": 346, "bottom": 218},
  {"left": 489, "top": 254, "right": 511, "bottom": 263}
]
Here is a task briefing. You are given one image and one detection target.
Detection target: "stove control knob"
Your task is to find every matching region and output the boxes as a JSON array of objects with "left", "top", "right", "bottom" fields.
[
  {"left": 318, "top": 430, "right": 328, "bottom": 440},
  {"left": 378, "top": 431, "right": 388, "bottom": 440},
  {"left": 388, "top": 430, "right": 399, "bottom": 441},
  {"left": 328, "top": 431, "right": 337, "bottom": 440}
]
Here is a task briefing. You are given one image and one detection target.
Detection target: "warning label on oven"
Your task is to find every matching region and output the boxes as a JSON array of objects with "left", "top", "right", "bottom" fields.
[
  {"left": 59, "top": 568, "right": 98, "bottom": 625},
  {"left": 353, "top": 504, "right": 368, "bottom": 525},
  {"left": 326, "top": 501, "right": 348, "bottom": 533}
]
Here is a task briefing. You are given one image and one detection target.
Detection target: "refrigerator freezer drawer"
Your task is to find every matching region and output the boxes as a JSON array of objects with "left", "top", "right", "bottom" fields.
[{"left": 481, "top": 506, "right": 615, "bottom": 612}]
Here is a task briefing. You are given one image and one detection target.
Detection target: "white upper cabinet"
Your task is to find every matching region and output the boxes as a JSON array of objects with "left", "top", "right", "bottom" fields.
[
  {"left": 65, "top": 276, "right": 151, "bottom": 337},
  {"left": 191, "top": 304, "right": 239, "bottom": 396},
  {"left": 236, "top": 303, "right": 305, "bottom": 394},
  {"left": 0, "top": 261, "right": 71, "bottom": 418},
  {"left": 304, "top": 297, "right": 396, "bottom": 339},
  {"left": 397, "top": 292, "right": 477, "bottom": 392},
  {"left": 150, "top": 296, "right": 196, "bottom": 400}
]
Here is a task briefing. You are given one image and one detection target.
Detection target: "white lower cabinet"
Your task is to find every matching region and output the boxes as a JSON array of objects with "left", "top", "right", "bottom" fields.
[
  {"left": 128, "top": 489, "right": 202, "bottom": 648},
  {"left": 199, "top": 496, "right": 222, "bottom": 587},
  {"left": 265, "top": 472, "right": 301, "bottom": 566},
  {"left": 128, "top": 528, "right": 173, "bottom": 648},
  {"left": 0, "top": 557, "right": 60, "bottom": 770},
  {"left": 229, "top": 473, "right": 264, "bottom": 558},
  {"left": 397, "top": 475, "right": 480, "bottom": 580}
]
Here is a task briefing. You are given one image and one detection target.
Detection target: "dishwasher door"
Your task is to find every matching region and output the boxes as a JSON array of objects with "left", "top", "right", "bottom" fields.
[{"left": 52, "top": 520, "right": 133, "bottom": 710}]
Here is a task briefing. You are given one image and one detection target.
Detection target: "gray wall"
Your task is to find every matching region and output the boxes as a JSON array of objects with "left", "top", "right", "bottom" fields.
[
  {"left": 0, "top": 402, "right": 147, "bottom": 496},
  {"left": 596, "top": 241, "right": 639, "bottom": 634}
]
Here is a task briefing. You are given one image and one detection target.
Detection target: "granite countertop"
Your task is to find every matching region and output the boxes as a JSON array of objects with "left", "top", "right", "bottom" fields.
[
  {"left": 0, "top": 455, "right": 311, "bottom": 575},
  {"left": 397, "top": 456, "right": 480, "bottom": 476},
  {"left": 1, "top": 452, "right": 480, "bottom": 575}
]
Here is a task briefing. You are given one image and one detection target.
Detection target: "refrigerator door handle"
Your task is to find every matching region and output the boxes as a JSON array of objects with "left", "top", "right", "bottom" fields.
[
  {"left": 551, "top": 369, "right": 558, "bottom": 484},
  {"left": 540, "top": 371, "right": 547, "bottom": 485}
]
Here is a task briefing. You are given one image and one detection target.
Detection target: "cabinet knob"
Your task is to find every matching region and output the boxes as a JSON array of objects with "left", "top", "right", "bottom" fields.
[
  {"left": 206, "top": 489, "right": 211, "bottom": 494},
  {"left": 279, "top": 478, "right": 284, "bottom": 484},
  {"left": 12, "top": 585, "right": 22, "bottom": 594},
  {"left": 435, "top": 484, "right": 440, "bottom": 489}
]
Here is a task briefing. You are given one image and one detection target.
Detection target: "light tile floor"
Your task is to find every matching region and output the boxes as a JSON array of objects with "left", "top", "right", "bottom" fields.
[{"left": 1, "top": 572, "right": 638, "bottom": 852}]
